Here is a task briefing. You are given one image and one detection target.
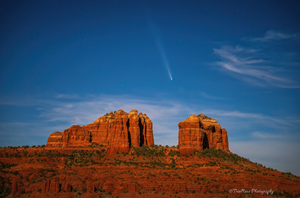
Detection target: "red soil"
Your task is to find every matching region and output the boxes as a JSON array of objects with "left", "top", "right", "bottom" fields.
[{"left": 0, "top": 146, "right": 299, "bottom": 198}]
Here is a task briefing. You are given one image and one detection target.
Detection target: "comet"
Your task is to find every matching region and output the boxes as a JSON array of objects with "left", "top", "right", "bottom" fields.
[{"left": 148, "top": 15, "right": 173, "bottom": 81}]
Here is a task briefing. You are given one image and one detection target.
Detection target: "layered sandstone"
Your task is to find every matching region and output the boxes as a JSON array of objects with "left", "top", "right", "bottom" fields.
[
  {"left": 178, "top": 114, "right": 229, "bottom": 155},
  {"left": 46, "top": 110, "right": 154, "bottom": 153}
]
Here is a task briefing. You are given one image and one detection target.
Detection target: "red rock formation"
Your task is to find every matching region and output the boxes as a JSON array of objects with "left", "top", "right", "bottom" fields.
[
  {"left": 221, "top": 128, "right": 229, "bottom": 152},
  {"left": 144, "top": 114, "right": 154, "bottom": 146},
  {"left": 46, "top": 132, "right": 63, "bottom": 148},
  {"left": 178, "top": 114, "right": 229, "bottom": 155},
  {"left": 128, "top": 110, "right": 141, "bottom": 148},
  {"left": 46, "top": 109, "right": 154, "bottom": 153},
  {"left": 63, "top": 125, "right": 92, "bottom": 147}
]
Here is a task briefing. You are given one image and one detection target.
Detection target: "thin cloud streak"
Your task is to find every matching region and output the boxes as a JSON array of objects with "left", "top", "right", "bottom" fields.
[
  {"left": 55, "top": 94, "right": 81, "bottom": 99},
  {"left": 200, "top": 92, "right": 226, "bottom": 100},
  {"left": 202, "top": 109, "right": 296, "bottom": 128},
  {"left": 213, "top": 45, "right": 300, "bottom": 88},
  {"left": 251, "top": 131, "right": 285, "bottom": 139},
  {"left": 250, "top": 30, "right": 299, "bottom": 42}
]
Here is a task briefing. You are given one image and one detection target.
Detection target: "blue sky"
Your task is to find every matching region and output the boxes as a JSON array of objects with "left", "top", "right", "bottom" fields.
[{"left": 1, "top": 0, "right": 300, "bottom": 175}]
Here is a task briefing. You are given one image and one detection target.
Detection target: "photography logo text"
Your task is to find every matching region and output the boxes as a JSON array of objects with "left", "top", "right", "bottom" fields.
[{"left": 229, "top": 189, "right": 273, "bottom": 195}]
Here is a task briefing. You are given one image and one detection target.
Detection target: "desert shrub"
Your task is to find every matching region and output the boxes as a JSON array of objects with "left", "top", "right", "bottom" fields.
[
  {"left": 0, "top": 176, "right": 10, "bottom": 198},
  {"left": 194, "top": 148, "right": 248, "bottom": 164},
  {"left": 96, "top": 188, "right": 105, "bottom": 192},
  {"left": 147, "top": 173, "right": 156, "bottom": 177},
  {"left": 132, "top": 146, "right": 165, "bottom": 157},
  {"left": 10, "top": 171, "right": 19, "bottom": 175},
  {"left": 206, "top": 161, "right": 217, "bottom": 166},
  {"left": 22, "top": 150, "right": 28, "bottom": 157},
  {"left": 9, "top": 153, "right": 22, "bottom": 158},
  {"left": 64, "top": 149, "right": 106, "bottom": 167},
  {"left": 272, "top": 191, "right": 294, "bottom": 198},
  {"left": 43, "top": 150, "right": 65, "bottom": 158},
  {"left": 150, "top": 160, "right": 167, "bottom": 168},
  {"left": 0, "top": 162, "right": 18, "bottom": 172},
  {"left": 89, "top": 142, "right": 102, "bottom": 148},
  {"left": 169, "top": 158, "right": 176, "bottom": 169},
  {"left": 168, "top": 149, "right": 180, "bottom": 157}
]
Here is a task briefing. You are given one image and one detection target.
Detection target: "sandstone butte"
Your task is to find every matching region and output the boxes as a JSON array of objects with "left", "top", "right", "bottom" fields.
[
  {"left": 46, "top": 109, "right": 154, "bottom": 153},
  {"left": 178, "top": 114, "right": 229, "bottom": 155}
]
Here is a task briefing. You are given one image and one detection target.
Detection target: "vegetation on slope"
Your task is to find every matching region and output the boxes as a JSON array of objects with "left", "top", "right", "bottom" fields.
[{"left": 0, "top": 145, "right": 300, "bottom": 197}]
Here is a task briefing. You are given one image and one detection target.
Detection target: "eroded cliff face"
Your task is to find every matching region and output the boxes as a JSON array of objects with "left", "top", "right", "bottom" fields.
[
  {"left": 46, "top": 110, "right": 154, "bottom": 153},
  {"left": 178, "top": 114, "right": 229, "bottom": 155}
]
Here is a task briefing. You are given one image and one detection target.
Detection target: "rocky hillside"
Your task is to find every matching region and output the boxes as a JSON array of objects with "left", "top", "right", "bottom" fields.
[{"left": 0, "top": 145, "right": 300, "bottom": 198}]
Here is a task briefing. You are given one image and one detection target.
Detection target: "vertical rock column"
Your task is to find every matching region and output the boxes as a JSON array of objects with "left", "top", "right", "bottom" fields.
[
  {"left": 128, "top": 110, "right": 141, "bottom": 148},
  {"left": 107, "top": 111, "right": 130, "bottom": 153},
  {"left": 178, "top": 115, "right": 205, "bottom": 155},
  {"left": 144, "top": 114, "right": 154, "bottom": 146},
  {"left": 222, "top": 129, "right": 229, "bottom": 151}
]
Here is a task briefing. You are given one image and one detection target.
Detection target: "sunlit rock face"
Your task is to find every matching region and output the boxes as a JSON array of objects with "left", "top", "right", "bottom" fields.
[
  {"left": 178, "top": 114, "right": 229, "bottom": 155},
  {"left": 46, "top": 109, "right": 154, "bottom": 153}
]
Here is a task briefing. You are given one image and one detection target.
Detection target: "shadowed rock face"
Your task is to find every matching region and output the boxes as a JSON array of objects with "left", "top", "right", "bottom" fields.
[
  {"left": 178, "top": 114, "right": 229, "bottom": 155},
  {"left": 46, "top": 110, "right": 154, "bottom": 153}
]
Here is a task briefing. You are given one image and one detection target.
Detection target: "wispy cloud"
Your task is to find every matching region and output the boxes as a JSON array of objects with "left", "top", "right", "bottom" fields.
[
  {"left": 39, "top": 96, "right": 192, "bottom": 126},
  {"left": 200, "top": 92, "right": 225, "bottom": 100},
  {"left": 250, "top": 30, "right": 299, "bottom": 42},
  {"left": 251, "top": 131, "right": 285, "bottom": 139},
  {"left": 213, "top": 45, "right": 300, "bottom": 88},
  {"left": 55, "top": 94, "right": 81, "bottom": 99},
  {"left": 201, "top": 109, "right": 298, "bottom": 129}
]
